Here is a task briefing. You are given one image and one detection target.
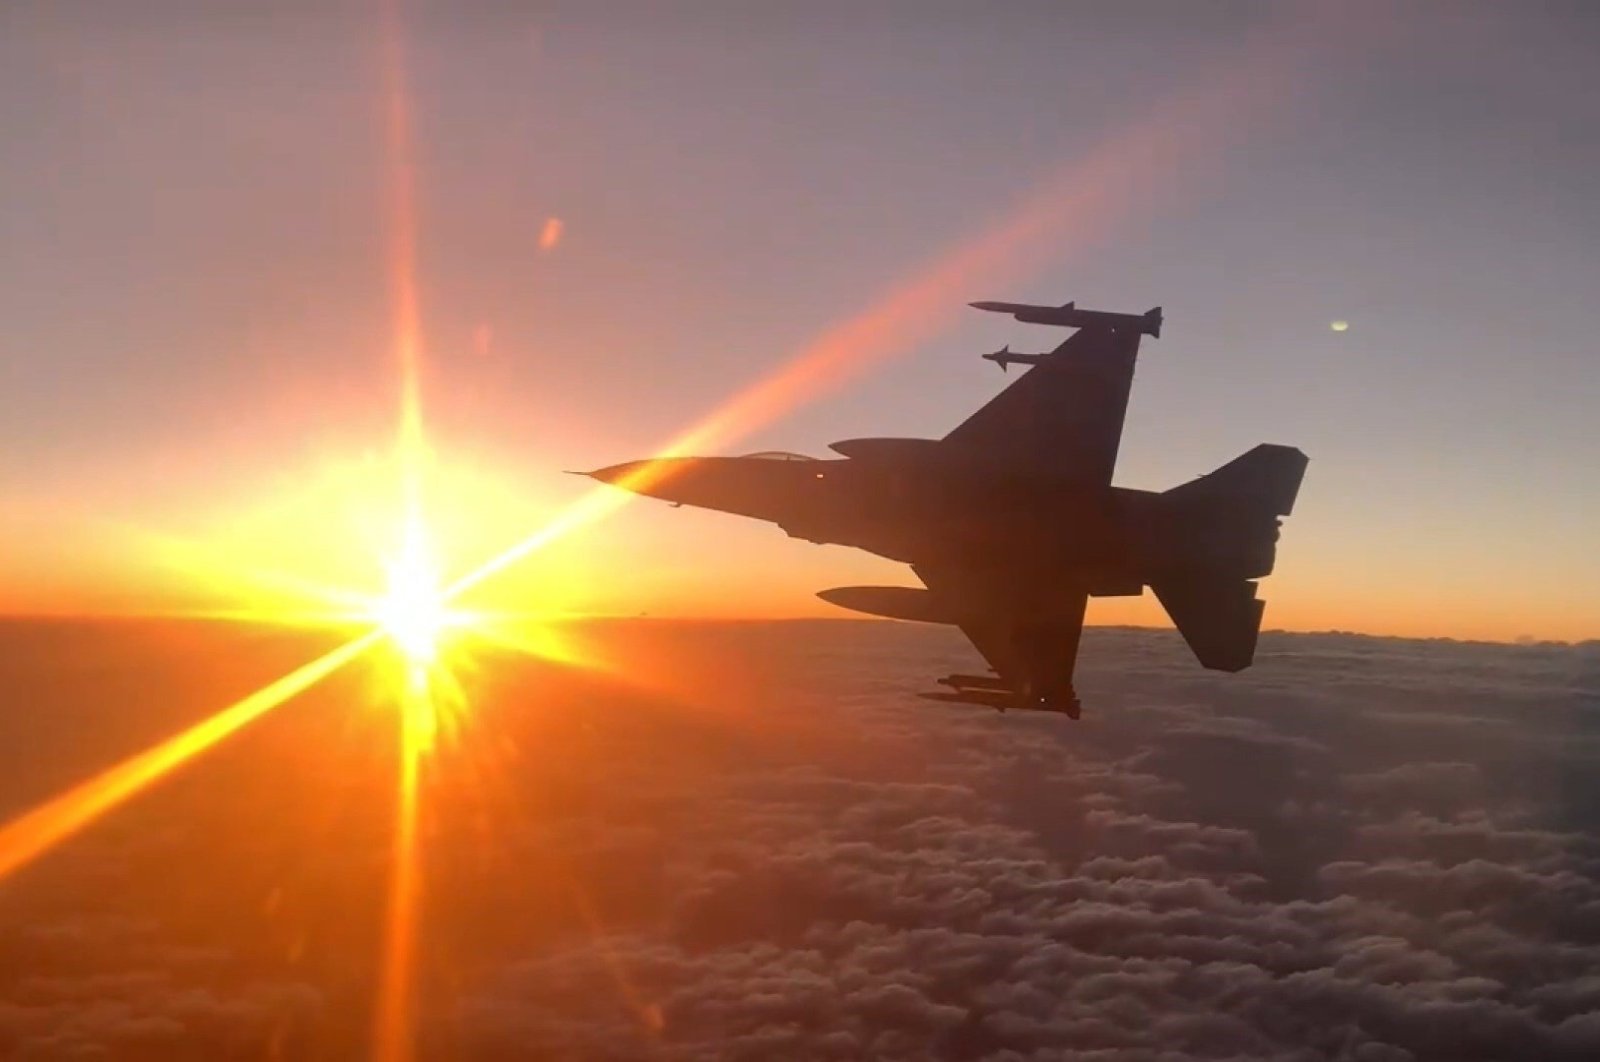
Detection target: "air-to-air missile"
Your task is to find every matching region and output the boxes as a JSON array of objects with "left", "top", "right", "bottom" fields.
[
  {"left": 981, "top": 345, "right": 1044, "bottom": 372},
  {"left": 969, "top": 300, "right": 1163, "bottom": 338}
]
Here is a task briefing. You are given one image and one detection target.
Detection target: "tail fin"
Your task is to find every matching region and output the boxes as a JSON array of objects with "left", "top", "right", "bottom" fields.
[{"left": 1164, "top": 443, "right": 1308, "bottom": 517}]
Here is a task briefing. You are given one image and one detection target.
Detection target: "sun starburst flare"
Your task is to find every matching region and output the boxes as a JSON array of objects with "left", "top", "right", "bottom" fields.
[
  {"left": 374, "top": 520, "right": 455, "bottom": 670},
  {"left": 0, "top": 630, "right": 380, "bottom": 883}
]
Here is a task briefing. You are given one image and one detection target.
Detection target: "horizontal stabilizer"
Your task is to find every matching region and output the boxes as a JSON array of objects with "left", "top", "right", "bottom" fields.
[{"left": 1153, "top": 579, "right": 1265, "bottom": 672}]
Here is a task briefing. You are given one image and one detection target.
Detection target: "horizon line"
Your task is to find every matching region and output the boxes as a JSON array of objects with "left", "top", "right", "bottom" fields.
[{"left": 0, "top": 611, "right": 1591, "bottom": 649}]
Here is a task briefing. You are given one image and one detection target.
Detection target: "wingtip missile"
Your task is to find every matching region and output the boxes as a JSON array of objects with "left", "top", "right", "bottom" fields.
[
  {"left": 970, "top": 300, "right": 1075, "bottom": 317},
  {"left": 971, "top": 299, "right": 1162, "bottom": 338}
]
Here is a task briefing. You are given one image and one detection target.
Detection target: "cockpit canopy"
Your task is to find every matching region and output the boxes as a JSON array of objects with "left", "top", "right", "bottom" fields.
[{"left": 739, "top": 451, "right": 817, "bottom": 461}]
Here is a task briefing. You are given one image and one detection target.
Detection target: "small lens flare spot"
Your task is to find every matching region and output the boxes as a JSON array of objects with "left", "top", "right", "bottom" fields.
[
  {"left": 1330, "top": 319, "right": 1349, "bottom": 332},
  {"left": 539, "top": 216, "right": 564, "bottom": 251}
]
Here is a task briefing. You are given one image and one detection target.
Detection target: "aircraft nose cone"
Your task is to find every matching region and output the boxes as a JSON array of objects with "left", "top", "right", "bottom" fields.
[
  {"left": 581, "top": 458, "right": 703, "bottom": 499},
  {"left": 583, "top": 460, "right": 644, "bottom": 486}
]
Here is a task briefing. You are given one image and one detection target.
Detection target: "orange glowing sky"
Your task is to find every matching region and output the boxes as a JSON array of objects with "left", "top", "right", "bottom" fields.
[{"left": 2, "top": 3, "right": 1597, "bottom": 642}]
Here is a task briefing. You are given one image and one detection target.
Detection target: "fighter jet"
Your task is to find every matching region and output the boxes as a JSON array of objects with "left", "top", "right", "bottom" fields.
[{"left": 584, "top": 299, "right": 1306, "bottom": 719}]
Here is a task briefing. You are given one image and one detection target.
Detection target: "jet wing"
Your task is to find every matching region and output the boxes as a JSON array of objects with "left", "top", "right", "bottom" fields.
[
  {"left": 943, "top": 325, "right": 1141, "bottom": 485},
  {"left": 913, "top": 563, "right": 1088, "bottom": 712}
]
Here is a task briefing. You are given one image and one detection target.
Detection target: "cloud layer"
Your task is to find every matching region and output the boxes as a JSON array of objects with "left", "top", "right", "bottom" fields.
[
  {"left": 455, "top": 624, "right": 1600, "bottom": 1061},
  {"left": 1, "top": 621, "right": 1597, "bottom": 1059}
]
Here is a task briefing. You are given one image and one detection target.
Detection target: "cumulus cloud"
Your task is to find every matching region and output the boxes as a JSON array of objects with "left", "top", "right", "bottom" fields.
[
  {"left": 455, "top": 625, "right": 1600, "bottom": 1061},
  {"left": 0, "top": 916, "right": 322, "bottom": 1061}
]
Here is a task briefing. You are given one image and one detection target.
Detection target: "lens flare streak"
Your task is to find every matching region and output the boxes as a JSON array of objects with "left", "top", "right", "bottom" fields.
[
  {"left": 0, "top": 630, "right": 380, "bottom": 884},
  {"left": 373, "top": 5, "right": 435, "bottom": 1058},
  {"left": 372, "top": 673, "right": 430, "bottom": 1062}
]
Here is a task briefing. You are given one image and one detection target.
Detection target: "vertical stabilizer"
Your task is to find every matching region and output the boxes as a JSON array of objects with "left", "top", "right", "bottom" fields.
[{"left": 1164, "top": 444, "right": 1308, "bottom": 517}]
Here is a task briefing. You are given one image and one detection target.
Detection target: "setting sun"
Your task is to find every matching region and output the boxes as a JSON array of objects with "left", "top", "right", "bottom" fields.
[{"left": 374, "top": 521, "right": 452, "bottom": 669}]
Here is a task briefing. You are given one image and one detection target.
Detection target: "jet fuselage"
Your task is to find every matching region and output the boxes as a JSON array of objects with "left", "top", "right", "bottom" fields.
[{"left": 588, "top": 451, "right": 1275, "bottom": 598}]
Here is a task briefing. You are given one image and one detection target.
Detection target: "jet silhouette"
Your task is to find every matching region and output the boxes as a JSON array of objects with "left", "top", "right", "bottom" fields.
[{"left": 586, "top": 300, "right": 1307, "bottom": 719}]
